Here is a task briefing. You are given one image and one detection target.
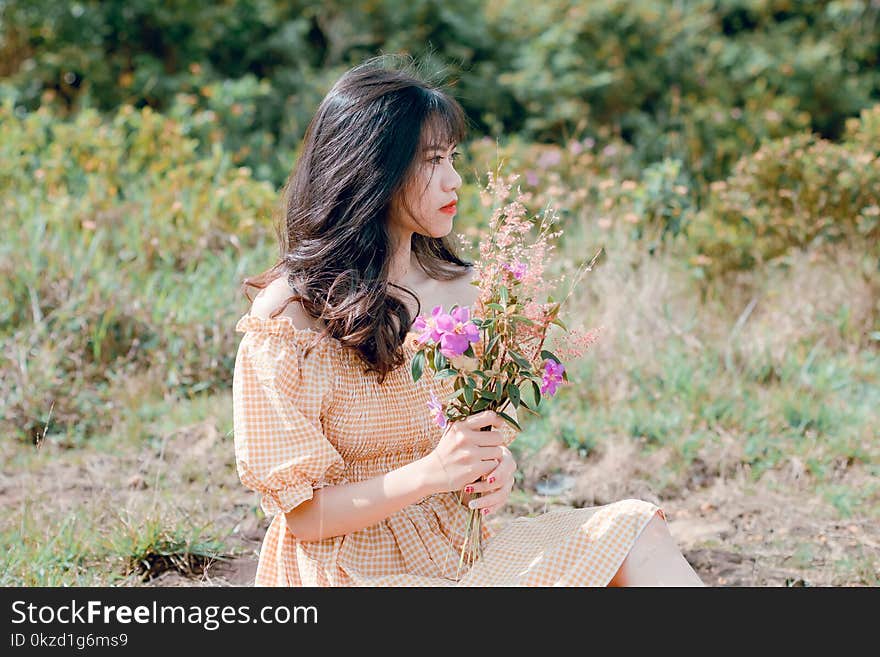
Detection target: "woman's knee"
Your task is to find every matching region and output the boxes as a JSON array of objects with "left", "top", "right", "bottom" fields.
[{"left": 638, "top": 510, "right": 673, "bottom": 546}]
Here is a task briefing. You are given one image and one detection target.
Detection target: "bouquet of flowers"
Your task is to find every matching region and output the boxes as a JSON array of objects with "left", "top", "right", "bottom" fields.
[{"left": 410, "top": 171, "right": 604, "bottom": 577}]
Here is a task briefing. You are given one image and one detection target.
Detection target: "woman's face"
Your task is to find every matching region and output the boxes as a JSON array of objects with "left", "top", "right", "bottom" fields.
[{"left": 390, "top": 140, "right": 462, "bottom": 239}]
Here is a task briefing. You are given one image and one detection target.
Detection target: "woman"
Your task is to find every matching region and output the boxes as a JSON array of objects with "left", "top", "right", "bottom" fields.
[{"left": 232, "top": 56, "right": 704, "bottom": 586}]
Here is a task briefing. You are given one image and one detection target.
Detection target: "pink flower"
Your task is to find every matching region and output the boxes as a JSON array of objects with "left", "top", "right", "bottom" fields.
[
  {"left": 540, "top": 360, "right": 565, "bottom": 396},
  {"left": 412, "top": 305, "right": 445, "bottom": 345},
  {"left": 537, "top": 149, "right": 562, "bottom": 169},
  {"left": 501, "top": 260, "right": 528, "bottom": 281},
  {"left": 413, "top": 305, "right": 480, "bottom": 359},
  {"left": 427, "top": 391, "right": 447, "bottom": 429}
]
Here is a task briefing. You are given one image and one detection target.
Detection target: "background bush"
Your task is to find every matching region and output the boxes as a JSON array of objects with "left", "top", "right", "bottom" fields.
[
  {"left": 0, "top": 99, "right": 276, "bottom": 443},
  {"left": 3, "top": 0, "right": 877, "bottom": 187}
]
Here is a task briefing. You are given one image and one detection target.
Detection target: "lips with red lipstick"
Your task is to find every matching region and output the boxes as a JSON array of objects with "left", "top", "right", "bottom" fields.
[{"left": 439, "top": 199, "right": 457, "bottom": 214}]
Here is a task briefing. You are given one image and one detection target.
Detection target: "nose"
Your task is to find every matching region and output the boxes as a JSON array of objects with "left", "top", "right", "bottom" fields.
[{"left": 443, "top": 162, "right": 462, "bottom": 192}]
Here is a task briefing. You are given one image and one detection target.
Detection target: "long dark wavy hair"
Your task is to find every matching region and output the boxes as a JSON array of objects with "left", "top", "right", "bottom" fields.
[{"left": 241, "top": 56, "right": 474, "bottom": 384}]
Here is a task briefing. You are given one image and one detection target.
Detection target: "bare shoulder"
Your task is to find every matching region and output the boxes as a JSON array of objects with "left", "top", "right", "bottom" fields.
[{"left": 249, "top": 276, "right": 321, "bottom": 331}]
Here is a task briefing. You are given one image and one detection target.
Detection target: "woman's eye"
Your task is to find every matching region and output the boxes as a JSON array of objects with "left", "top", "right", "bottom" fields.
[{"left": 429, "top": 151, "right": 460, "bottom": 165}]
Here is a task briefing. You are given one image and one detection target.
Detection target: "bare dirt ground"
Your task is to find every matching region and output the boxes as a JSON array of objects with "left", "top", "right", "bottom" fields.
[{"left": 2, "top": 419, "right": 877, "bottom": 587}]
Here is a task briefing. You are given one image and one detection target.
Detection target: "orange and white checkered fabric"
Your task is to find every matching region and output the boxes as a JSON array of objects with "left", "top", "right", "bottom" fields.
[{"left": 232, "top": 312, "right": 665, "bottom": 586}]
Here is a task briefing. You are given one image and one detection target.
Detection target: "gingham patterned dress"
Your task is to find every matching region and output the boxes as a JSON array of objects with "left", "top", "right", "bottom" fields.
[{"left": 232, "top": 312, "right": 665, "bottom": 586}]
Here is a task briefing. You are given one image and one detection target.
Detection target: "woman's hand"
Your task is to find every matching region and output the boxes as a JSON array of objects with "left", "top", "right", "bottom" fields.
[
  {"left": 461, "top": 445, "right": 517, "bottom": 517},
  {"left": 421, "top": 410, "right": 507, "bottom": 495}
]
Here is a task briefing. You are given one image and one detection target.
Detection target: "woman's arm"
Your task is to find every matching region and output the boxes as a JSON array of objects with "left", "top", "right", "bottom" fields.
[
  {"left": 285, "top": 409, "right": 509, "bottom": 541},
  {"left": 283, "top": 456, "right": 439, "bottom": 542}
]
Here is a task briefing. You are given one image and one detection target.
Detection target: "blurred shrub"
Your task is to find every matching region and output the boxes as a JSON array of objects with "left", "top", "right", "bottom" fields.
[
  {"left": 626, "top": 158, "right": 693, "bottom": 246},
  {"left": 0, "top": 100, "right": 277, "bottom": 443},
  {"left": 688, "top": 105, "right": 880, "bottom": 278},
  {"left": 490, "top": 0, "right": 878, "bottom": 182},
  {"left": 2, "top": 0, "right": 877, "bottom": 188},
  {"left": 0, "top": 0, "right": 498, "bottom": 186},
  {"left": 459, "top": 136, "right": 694, "bottom": 257},
  {"left": 844, "top": 103, "right": 880, "bottom": 156}
]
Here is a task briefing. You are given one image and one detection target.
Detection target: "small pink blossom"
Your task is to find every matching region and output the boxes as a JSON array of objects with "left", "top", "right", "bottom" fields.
[
  {"left": 427, "top": 391, "right": 447, "bottom": 428},
  {"left": 537, "top": 149, "right": 562, "bottom": 169}
]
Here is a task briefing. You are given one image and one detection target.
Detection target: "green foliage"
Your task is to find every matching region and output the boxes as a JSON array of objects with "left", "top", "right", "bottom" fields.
[
  {"left": 0, "top": 0, "right": 497, "bottom": 186},
  {"left": 3, "top": 0, "right": 877, "bottom": 187},
  {"left": 0, "top": 99, "right": 277, "bottom": 442},
  {"left": 490, "top": 0, "right": 879, "bottom": 182},
  {"left": 689, "top": 112, "right": 880, "bottom": 278}
]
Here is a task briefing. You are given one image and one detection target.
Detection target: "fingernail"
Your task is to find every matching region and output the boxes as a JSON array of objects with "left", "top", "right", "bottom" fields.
[
  {"left": 465, "top": 486, "right": 473, "bottom": 493},
  {"left": 482, "top": 508, "right": 489, "bottom": 516},
  {"left": 488, "top": 476, "right": 495, "bottom": 484}
]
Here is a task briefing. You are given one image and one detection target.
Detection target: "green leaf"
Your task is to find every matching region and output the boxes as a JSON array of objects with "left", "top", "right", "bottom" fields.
[
  {"left": 540, "top": 350, "right": 560, "bottom": 364},
  {"left": 472, "top": 398, "right": 491, "bottom": 412},
  {"left": 531, "top": 380, "right": 542, "bottom": 408},
  {"left": 436, "top": 368, "right": 458, "bottom": 379},
  {"left": 520, "top": 381, "right": 537, "bottom": 408},
  {"left": 497, "top": 411, "right": 521, "bottom": 432},
  {"left": 508, "top": 350, "right": 531, "bottom": 369},
  {"left": 506, "top": 383, "right": 520, "bottom": 408},
  {"left": 551, "top": 317, "right": 568, "bottom": 331},
  {"left": 509, "top": 314, "right": 535, "bottom": 325},
  {"left": 486, "top": 303, "right": 505, "bottom": 312},
  {"left": 463, "top": 384, "right": 474, "bottom": 406},
  {"left": 411, "top": 352, "right": 424, "bottom": 382},
  {"left": 518, "top": 404, "right": 540, "bottom": 417},
  {"left": 499, "top": 286, "right": 509, "bottom": 305}
]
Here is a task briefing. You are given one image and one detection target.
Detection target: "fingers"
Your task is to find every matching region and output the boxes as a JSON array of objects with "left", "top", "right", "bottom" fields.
[
  {"left": 476, "top": 445, "right": 506, "bottom": 463},
  {"left": 462, "top": 446, "right": 514, "bottom": 490},
  {"left": 468, "top": 462, "right": 512, "bottom": 494},
  {"left": 471, "top": 429, "right": 505, "bottom": 447},
  {"left": 463, "top": 411, "right": 505, "bottom": 431},
  {"left": 466, "top": 486, "right": 512, "bottom": 516}
]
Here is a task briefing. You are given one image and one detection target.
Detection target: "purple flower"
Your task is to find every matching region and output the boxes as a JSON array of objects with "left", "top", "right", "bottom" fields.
[
  {"left": 413, "top": 305, "right": 445, "bottom": 345},
  {"left": 502, "top": 260, "right": 528, "bottom": 281},
  {"left": 540, "top": 360, "right": 565, "bottom": 396},
  {"left": 413, "top": 305, "right": 480, "bottom": 359},
  {"left": 537, "top": 149, "right": 562, "bottom": 169},
  {"left": 427, "top": 391, "right": 447, "bottom": 428}
]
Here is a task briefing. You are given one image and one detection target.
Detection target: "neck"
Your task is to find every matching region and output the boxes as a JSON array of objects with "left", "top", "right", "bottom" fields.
[{"left": 388, "top": 229, "right": 420, "bottom": 287}]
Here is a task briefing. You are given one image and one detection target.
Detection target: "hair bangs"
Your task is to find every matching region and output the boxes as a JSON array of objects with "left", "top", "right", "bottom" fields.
[{"left": 420, "top": 91, "right": 468, "bottom": 151}]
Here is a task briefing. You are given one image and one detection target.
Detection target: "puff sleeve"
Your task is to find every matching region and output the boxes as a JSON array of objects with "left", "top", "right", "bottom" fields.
[{"left": 232, "top": 315, "right": 346, "bottom": 516}]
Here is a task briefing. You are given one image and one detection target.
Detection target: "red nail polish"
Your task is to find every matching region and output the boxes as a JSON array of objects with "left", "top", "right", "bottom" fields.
[
  {"left": 465, "top": 486, "right": 473, "bottom": 493},
  {"left": 488, "top": 476, "right": 495, "bottom": 484},
  {"left": 482, "top": 508, "right": 489, "bottom": 516}
]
